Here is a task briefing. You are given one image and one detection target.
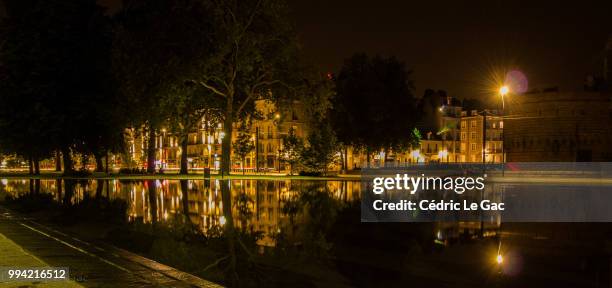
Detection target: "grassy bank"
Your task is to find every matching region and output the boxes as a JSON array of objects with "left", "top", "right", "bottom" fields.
[{"left": 0, "top": 170, "right": 361, "bottom": 181}]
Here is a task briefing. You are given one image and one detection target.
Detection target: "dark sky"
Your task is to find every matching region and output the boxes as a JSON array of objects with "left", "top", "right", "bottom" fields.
[
  {"left": 100, "top": 0, "right": 612, "bottom": 100},
  {"left": 289, "top": 0, "right": 611, "bottom": 99}
]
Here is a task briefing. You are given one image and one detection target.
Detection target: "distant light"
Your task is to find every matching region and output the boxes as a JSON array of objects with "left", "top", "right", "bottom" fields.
[
  {"left": 274, "top": 113, "right": 281, "bottom": 119},
  {"left": 438, "top": 106, "right": 444, "bottom": 112},
  {"left": 496, "top": 254, "right": 503, "bottom": 264},
  {"left": 438, "top": 150, "right": 448, "bottom": 159},
  {"left": 219, "top": 216, "right": 226, "bottom": 226}
]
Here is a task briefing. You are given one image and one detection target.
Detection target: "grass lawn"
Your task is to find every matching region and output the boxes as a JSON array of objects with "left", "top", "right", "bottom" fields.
[{"left": 0, "top": 170, "right": 362, "bottom": 181}]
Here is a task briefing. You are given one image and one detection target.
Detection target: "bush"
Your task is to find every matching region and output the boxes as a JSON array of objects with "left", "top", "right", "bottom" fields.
[
  {"left": 65, "top": 169, "right": 92, "bottom": 177},
  {"left": 3, "top": 193, "right": 58, "bottom": 213},
  {"left": 298, "top": 171, "right": 323, "bottom": 177},
  {"left": 119, "top": 167, "right": 146, "bottom": 174}
]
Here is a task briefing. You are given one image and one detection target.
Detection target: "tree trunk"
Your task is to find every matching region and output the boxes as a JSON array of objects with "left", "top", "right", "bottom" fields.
[
  {"left": 94, "top": 153, "right": 104, "bottom": 172},
  {"left": 61, "top": 147, "right": 73, "bottom": 174},
  {"left": 383, "top": 148, "right": 389, "bottom": 168},
  {"left": 221, "top": 99, "right": 233, "bottom": 176},
  {"left": 147, "top": 125, "right": 157, "bottom": 174},
  {"left": 180, "top": 135, "right": 189, "bottom": 175},
  {"left": 28, "top": 156, "right": 34, "bottom": 175},
  {"left": 33, "top": 157, "right": 40, "bottom": 175},
  {"left": 343, "top": 147, "right": 348, "bottom": 172},
  {"left": 55, "top": 151, "right": 62, "bottom": 171},
  {"left": 242, "top": 157, "right": 245, "bottom": 175},
  {"left": 105, "top": 151, "right": 109, "bottom": 174}
]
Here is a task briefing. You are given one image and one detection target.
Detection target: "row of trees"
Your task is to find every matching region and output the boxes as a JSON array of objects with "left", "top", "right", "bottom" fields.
[{"left": 0, "top": 0, "right": 420, "bottom": 176}]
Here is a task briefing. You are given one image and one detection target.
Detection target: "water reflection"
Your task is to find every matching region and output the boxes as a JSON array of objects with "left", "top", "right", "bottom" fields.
[{"left": 0, "top": 178, "right": 362, "bottom": 247}]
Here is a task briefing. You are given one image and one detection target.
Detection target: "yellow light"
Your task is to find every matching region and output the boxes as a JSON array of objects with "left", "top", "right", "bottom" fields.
[
  {"left": 499, "top": 86, "right": 509, "bottom": 96},
  {"left": 438, "top": 149, "right": 448, "bottom": 159},
  {"left": 274, "top": 113, "right": 281, "bottom": 119},
  {"left": 496, "top": 254, "right": 503, "bottom": 264},
  {"left": 219, "top": 216, "right": 227, "bottom": 226}
]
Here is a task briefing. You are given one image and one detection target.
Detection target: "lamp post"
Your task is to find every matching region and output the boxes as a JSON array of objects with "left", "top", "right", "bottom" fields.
[{"left": 499, "top": 86, "right": 509, "bottom": 175}]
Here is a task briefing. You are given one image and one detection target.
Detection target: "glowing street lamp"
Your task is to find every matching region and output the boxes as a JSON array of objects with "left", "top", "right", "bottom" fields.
[{"left": 499, "top": 86, "right": 509, "bottom": 109}]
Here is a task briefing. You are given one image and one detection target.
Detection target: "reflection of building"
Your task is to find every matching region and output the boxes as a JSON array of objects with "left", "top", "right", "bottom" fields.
[{"left": 505, "top": 89, "right": 612, "bottom": 161}]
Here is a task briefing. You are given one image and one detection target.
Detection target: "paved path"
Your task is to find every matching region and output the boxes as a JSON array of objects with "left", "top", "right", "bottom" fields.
[{"left": 0, "top": 209, "right": 222, "bottom": 288}]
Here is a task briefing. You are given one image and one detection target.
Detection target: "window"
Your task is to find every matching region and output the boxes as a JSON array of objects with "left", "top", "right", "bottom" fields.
[
  {"left": 471, "top": 143, "right": 476, "bottom": 151},
  {"left": 470, "top": 132, "right": 476, "bottom": 140},
  {"left": 492, "top": 122, "right": 496, "bottom": 128},
  {"left": 470, "top": 121, "right": 477, "bottom": 128},
  {"left": 461, "top": 121, "right": 466, "bottom": 129},
  {"left": 499, "top": 121, "right": 504, "bottom": 129},
  {"left": 461, "top": 132, "right": 466, "bottom": 140}
]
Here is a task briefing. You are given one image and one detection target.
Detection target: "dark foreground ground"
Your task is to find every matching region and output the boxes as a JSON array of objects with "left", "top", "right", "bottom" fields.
[{"left": 0, "top": 206, "right": 222, "bottom": 287}]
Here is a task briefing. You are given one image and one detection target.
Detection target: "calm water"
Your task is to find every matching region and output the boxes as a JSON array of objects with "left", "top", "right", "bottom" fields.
[
  {"left": 3, "top": 178, "right": 611, "bottom": 287},
  {"left": 0, "top": 178, "right": 503, "bottom": 246},
  {"left": 0, "top": 178, "right": 365, "bottom": 246}
]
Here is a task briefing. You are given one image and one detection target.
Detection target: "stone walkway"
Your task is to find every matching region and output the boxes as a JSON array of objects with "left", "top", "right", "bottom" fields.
[
  {"left": 0, "top": 232, "right": 83, "bottom": 287},
  {"left": 0, "top": 209, "right": 222, "bottom": 288}
]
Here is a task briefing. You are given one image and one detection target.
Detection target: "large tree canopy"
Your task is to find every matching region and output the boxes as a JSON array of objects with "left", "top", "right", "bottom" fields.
[
  {"left": 0, "top": 0, "right": 119, "bottom": 174},
  {"left": 113, "top": 0, "right": 217, "bottom": 172},
  {"left": 192, "top": 0, "right": 301, "bottom": 175},
  {"left": 332, "top": 54, "right": 418, "bottom": 164}
]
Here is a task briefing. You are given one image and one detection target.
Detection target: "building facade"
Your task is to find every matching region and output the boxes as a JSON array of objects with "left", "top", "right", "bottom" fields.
[{"left": 505, "top": 89, "right": 612, "bottom": 162}]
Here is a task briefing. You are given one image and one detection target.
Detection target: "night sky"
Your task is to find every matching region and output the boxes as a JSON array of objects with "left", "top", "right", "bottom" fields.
[
  {"left": 100, "top": 0, "right": 612, "bottom": 100},
  {"left": 289, "top": 0, "right": 611, "bottom": 100}
]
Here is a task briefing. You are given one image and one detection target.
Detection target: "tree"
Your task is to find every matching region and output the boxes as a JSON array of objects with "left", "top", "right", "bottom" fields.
[
  {"left": 191, "top": 0, "right": 300, "bottom": 175},
  {"left": 0, "top": 0, "right": 115, "bottom": 174},
  {"left": 332, "top": 54, "right": 418, "bottom": 167},
  {"left": 166, "top": 84, "right": 223, "bottom": 175},
  {"left": 233, "top": 123, "right": 255, "bottom": 175},
  {"left": 300, "top": 120, "right": 339, "bottom": 175},
  {"left": 113, "top": 0, "right": 215, "bottom": 173},
  {"left": 279, "top": 127, "right": 303, "bottom": 175}
]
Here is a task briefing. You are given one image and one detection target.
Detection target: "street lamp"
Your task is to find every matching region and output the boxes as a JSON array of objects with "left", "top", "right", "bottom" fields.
[
  {"left": 499, "top": 85, "right": 509, "bottom": 168},
  {"left": 499, "top": 86, "right": 509, "bottom": 107}
]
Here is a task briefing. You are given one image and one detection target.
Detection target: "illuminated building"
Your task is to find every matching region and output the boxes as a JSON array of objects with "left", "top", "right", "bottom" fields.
[{"left": 505, "top": 88, "right": 612, "bottom": 161}]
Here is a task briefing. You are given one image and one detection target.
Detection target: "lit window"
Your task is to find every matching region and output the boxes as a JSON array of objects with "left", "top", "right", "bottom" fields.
[
  {"left": 471, "top": 121, "right": 476, "bottom": 128},
  {"left": 471, "top": 132, "right": 476, "bottom": 140},
  {"left": 471, "top": 143, "right": 476, "bottom": 151},
  {"left": 461, "top": 121, "right": 466, "bottom": 129}
]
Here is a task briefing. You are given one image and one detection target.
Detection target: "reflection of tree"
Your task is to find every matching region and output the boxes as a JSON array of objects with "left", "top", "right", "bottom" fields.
[
  {"left": 180, "top": 180, "right": 191, "bottom": 224},
  {"left": 234, "top": 192, "right": 254, "bottom": 232},
  {"left": 63, "top": 180, "right": 75, "bottom": 206},
  {"left": 276, "top": 182, "right": 340, "bottom": 259},
  {"left": 147, "top": 180, "right": 157, "bottom": 224}
]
